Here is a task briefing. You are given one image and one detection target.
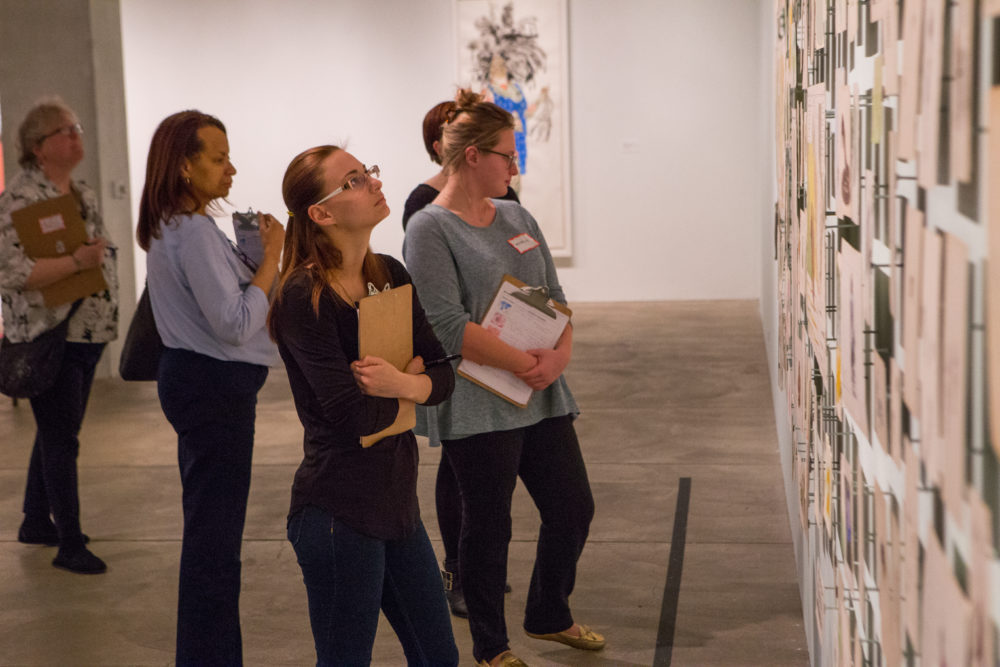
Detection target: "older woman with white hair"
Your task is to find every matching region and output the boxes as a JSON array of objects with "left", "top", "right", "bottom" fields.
[{"left": 0, "top": 97, "right": 118, "bottom": 574}]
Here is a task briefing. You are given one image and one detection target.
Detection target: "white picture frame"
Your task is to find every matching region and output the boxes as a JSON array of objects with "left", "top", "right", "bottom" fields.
[{"left": 454, "top": 0, "right": 573, "bottom": 257}]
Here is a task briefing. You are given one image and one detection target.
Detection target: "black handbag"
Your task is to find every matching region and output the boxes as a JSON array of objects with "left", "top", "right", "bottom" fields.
[
  {"left": 119, "top": 284, "right": 164, "bottom": 381},
  {"left": 0, "top": 301, "right": 82, "bottom": 399}
]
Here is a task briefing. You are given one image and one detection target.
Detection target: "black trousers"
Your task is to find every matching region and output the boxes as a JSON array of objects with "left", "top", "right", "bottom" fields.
[
  {"left": 435, "top": 453, "right": 463, "bottom": 577},
  {"left": 442, "top": 415, "right": 595, "bottom": 663},
  {"left": 158, "top": 347, "right": 268, "bottom": 667},
  {"left": 24, "top": 342, "right": 105, "bottom": 550}
]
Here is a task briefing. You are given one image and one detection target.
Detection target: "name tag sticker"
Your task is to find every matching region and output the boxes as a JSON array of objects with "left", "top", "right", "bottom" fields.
[
  {"left": 39, "top": 213, "right": 66, "bottom": 234},
  {"left": 507, "top": 233, "right": 539, "bottom": 254}
]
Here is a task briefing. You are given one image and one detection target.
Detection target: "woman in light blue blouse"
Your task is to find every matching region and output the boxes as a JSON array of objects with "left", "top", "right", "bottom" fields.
[{"left": 135, "top": 110, "right": 284, "bottom": 666}]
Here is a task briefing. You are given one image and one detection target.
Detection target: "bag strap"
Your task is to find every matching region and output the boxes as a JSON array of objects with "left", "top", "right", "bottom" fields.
[{"left": 55, "top": 299, "right": 85, "bottom": 335}]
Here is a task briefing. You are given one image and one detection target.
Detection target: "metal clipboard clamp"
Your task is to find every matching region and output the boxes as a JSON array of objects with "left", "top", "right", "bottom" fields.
[{"left": 510, "top": 284, "right": 556, "bottom": 318}]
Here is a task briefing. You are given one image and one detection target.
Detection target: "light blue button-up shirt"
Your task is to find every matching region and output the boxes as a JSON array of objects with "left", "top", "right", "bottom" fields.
[{"left": 146, "top": 213, "right": 278, "bottom": 367}]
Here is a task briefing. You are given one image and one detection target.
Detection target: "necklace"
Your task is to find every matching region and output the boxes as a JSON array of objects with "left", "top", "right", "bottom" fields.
[{"left": 331, "top": 276, "right": 363, "bottom": 305}]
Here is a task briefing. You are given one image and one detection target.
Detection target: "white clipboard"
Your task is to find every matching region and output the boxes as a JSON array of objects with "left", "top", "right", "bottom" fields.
[{"left": 457, "top": 274, "right": 571, "bottom": 407}]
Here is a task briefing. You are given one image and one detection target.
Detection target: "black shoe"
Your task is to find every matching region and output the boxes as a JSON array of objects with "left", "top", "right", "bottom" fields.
[
  {"left": 441, "top": 569, "right": 469, "bottom": 618},
  {"left": 52, "top": 547, "right": 107, "bottom": 574},
  {"left": 505, "top": 582, "right": 512, "bottom": 593},
  {"left": 446, "top": 586, "right": 469, "bottom": 618},
  {"left": 18, "top": 520, "right": 89, "bottom": 547}
]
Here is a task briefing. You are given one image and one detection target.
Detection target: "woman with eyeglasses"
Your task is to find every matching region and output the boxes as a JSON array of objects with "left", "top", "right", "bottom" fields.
[
  {"left": 268, "top": 145, "right": 458, "bottom": 666},
  {"left": 0, "top": 98, "right": 118, "bottom": 574},
  {"left": 135, "top": 110, "right": 284, "bottom": 665},
  {"left": 402, "top": 99, "right": 519, "bottom": 232},
  {"left": 403, "top": 89, "right": 603, "bottom": 667}
]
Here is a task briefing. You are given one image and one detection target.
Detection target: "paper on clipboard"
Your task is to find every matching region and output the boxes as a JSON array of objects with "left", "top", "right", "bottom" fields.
[
  {"left": 458, "top": 274, "right": 571, "bottom": 407},
  {"left": 358, "top": 283, "right": 415, "bottom": 447},
  {"left": 11, "top": 194, "right": 107, "bottom": 307}
]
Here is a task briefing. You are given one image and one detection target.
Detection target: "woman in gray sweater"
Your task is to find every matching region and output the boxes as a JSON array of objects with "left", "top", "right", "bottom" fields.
[{"left": 403, "top": 89, "right": 604, "bottom": 667}]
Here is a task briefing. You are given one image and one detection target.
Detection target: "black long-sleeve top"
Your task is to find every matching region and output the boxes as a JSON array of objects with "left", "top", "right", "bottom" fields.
[{"left": 272, "top": 255, "right": 453, "bottom": 540}]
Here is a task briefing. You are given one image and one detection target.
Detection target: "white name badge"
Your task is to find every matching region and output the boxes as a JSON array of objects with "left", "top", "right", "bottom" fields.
[{"left": 507, "top": 233, "right": 540, "bottom": 254}]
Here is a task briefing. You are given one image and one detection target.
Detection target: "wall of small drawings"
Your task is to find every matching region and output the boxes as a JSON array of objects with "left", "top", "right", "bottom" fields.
[{"left": 773, "top": 0, "right": 1000, "bottom": 665}]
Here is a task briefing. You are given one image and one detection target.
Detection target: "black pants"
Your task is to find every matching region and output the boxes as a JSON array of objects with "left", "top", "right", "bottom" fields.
[
  {"left": 442, "top": 415, "right": 595, "bottom": 663},
  {"left": 24, "top": 342, "right": 105, "bottom": 550},
  {"left": 158, "top": 347, "right": 268, "bottom": 667},
  {"left": 435, "top": 453, "right": 463, "bottom": 577}
]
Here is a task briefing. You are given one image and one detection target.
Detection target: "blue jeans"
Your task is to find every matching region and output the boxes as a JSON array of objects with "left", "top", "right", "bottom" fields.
[
  {"left": 25, "top": 342, "right": 105, "bottom": 550},
  {"left": 288, "top": 505, "right": 459, "bottom": 666},
  {"left": 158, "top": 347, "right": 268, "bottom": 666}
]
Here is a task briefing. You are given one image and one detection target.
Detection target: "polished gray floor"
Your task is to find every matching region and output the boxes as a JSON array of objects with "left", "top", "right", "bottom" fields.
[{"left": 0, "top": 300, "right": 807, "bottom": 666}]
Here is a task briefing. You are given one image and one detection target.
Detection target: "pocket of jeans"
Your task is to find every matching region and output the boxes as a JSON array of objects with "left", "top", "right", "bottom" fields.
[{"left": 287, "top": 509, "right": 304, "bottom": 547}]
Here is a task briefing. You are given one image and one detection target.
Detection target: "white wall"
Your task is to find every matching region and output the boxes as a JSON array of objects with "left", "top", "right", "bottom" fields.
[{"left": 120, "top": 0, "right": 767, "bottom": 303}]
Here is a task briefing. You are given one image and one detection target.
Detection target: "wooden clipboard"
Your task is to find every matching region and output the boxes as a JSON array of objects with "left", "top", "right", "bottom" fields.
[
  {"left": 11, "top": 194, "right": 107, "bottom": 307},
  {"left": 358, "top": 283, "right": 414, "bottom": 447},
  {"left": 457, "top": 274, "right": 571, "bottom": 407}
]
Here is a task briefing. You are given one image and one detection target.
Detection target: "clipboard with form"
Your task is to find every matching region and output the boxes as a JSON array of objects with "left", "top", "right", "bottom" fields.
[{"left": 458, "top": 274, "right": 572, "bottom": 407}]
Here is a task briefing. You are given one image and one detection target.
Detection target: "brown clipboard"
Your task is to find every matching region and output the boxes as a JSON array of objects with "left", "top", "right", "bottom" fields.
[
  {"left": 457, "top": 274, "right": 571, "bottom": 407},
  {"left": 357, "top": 283, "right": 415, "bottom": 447},
  {"left": 11, "top": 194, "right": 107, "bottom": 307}
]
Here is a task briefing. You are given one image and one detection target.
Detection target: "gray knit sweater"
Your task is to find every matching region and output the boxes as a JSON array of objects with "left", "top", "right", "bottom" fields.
[{"left": 403, "top": 200, "right": 578, "bottom": 444}]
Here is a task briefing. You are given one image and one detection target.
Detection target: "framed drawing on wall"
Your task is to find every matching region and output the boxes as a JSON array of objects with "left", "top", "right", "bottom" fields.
[{"left": 455, "top": 0, "right": 573, "bottom": 257}]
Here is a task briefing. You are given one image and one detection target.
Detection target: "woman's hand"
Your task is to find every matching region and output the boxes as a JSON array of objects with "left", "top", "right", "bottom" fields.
[
  {"left": 514, "top": 346, "right": 570, "bottom": 391},
  {"left": 251, "top": 213, "right": 284, "bottom": 294},
  {"left": 351, "top": 356, "right": 407, "bottom": 398},
  {"left": 258, "top": 213, "right": 285, "bottom": 263},
  {"left": 352, "top": 355, "right": 432, "bottom": 403},
  {"left": 404, "top": 355, "right": 425, "bottom": 375},
  {"left": 72, "top": 238, "right": 108, "bottom": 270}
]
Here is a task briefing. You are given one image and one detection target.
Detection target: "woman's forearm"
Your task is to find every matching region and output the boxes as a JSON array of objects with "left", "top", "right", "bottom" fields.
[
  {"left": 24, "top": 254, "right": 81, "bottom": 290},
  {"left": 398, "top": 372, "right": 433, "bottom": 404},
  {"left": 460, "top": 321, "right": 535, "bottom": 373}
]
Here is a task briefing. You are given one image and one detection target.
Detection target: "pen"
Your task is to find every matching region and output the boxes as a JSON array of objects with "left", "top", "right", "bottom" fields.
[{"left": 424, "top": 353, "right": 462, "bottom": 367}]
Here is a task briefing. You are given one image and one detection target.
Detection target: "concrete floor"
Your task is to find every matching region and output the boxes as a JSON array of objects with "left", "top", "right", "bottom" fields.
[{"left": 0, "top": 300, "right": 807, "bottom": 666}]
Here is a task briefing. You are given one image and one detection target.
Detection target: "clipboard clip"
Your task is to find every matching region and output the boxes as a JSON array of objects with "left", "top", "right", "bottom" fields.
[
  {"left": 511, "top": 284, "right": 556, "bottom": 318},
  {"left": 367, "top": 282, "right": 391, "bottom": 296}
]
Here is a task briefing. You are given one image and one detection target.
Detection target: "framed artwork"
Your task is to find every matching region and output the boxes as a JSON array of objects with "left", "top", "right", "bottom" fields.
[{"left": 455, "top": 0, "right": 573, "bottom": 257}]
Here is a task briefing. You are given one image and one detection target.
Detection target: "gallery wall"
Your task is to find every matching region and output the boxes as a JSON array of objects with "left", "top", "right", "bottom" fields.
[
  {"left": 763, "top": 0, "right": 999, "bottom": 664},
  {"left": 119, "top": 0, "right": 769, "bottom": 303}
]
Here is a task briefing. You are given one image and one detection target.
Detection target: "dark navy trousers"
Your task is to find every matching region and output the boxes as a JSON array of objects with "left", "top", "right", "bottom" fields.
[{"left": 158, "top": 347, "right": 267, "bottom": 666}]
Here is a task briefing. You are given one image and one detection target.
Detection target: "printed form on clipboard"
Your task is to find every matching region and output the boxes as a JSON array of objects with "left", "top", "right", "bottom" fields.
[{"left": 458, "top": 274, "right": 572, "bottom": 408}]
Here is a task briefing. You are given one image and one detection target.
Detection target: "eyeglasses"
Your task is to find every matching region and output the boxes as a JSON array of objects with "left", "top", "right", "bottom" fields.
[
  {"left": 41, "top": 123, "right": 84, "bottom": 141},
  {"left": 482, "top": 148, "right": 517, "bottom": 169},
  {"left": 313, "top": 164, "right": 380, "bottom": 205}
]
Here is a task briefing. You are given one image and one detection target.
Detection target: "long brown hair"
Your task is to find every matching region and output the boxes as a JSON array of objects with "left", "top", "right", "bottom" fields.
[
  {"left": 136, "top": 110, "right": 226, "bottom": 251},
  {"left": 267, "top": 145, "right": 389, "bottom": 340},
  {"left": 438, "top": 89, "right": 514, "bottom": 173}
]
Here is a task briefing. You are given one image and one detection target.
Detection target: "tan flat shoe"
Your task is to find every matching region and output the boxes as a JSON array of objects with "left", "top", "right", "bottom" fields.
[
  {"left": 525, "top": 623, "right": 605, "bottom": 650},
  {"left": 476, "top": 651, "right": 529, "bottom": 666}
]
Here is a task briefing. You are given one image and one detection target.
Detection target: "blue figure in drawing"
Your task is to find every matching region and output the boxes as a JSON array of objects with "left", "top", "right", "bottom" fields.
[
  {"left": 487, "top": 55, "right": 528, "bottom": 174},
  {"left": 468, "top": 2, "right": 547, "bottom": 177}
]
